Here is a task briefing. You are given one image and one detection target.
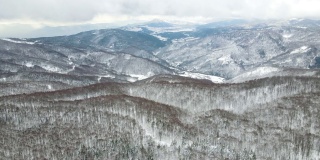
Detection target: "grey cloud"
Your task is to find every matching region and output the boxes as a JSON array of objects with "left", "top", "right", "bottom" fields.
[
  {"left": 0, "top": 0, "right": 319, "bottom": 23},
  {"left": 0, "top": 0, "right": 108, "bottom": 21}
]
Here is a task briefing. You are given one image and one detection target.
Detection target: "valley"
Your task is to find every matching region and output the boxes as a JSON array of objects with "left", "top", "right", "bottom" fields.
[{"left": 1, "top": 19, "right": 320, "bottom": 159}]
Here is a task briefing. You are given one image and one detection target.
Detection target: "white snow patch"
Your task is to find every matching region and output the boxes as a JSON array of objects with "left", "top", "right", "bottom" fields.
[
  {"left": 152, "top": 35, "right": 168, "bottom": 41},
  {"left": 127, "top": 78, "right": 137, "bottom": 83},
  {"left": 296, "top": 26, "right": 307, "bottom": 29},
  {"left": 1, "top": 38, "right": 35, "bottom": 45},
  {"left": 180, "top": 72, "right": 225, "bottom": 83},
  {"left": 25, "top": 62, "right": 34, "bottom": 68},
  {"left": 283, "top": 34, "right": 293, "bottom": 39},
  {"left": 130, "top": 74, "right": 149, "bottom": 80},
  {"left": 301, "top": 71, "right": 318, "bottom": 76},
  {"left": 280, "top": 59, "right": 292, "bottom": 64},
  {"left": 124, "top": 54, "right": 131, "bottom": 60},
  {"left": 63, "top": 65, "right": 76, "bottom": 74},
  {"left": 291, "top": 46, "right": 310, "bottom": 54},
  {"left": 172, "top": 37, "right": 199, "bottom": 43},
  {"left": 218, "top": 55, "right": 233, "bottom": 65},
  {"left": 104, "top": 74, "right": 116, "bottom": 79},
  {"left": 40, "top": 64, "right": 61, "bottom": 72},
  {"left": 171, "top": 61, "right": 183, "bottom": 67},
  {"left": 146, "top": 72, "right": 154, "bottom": 77},
  {"left": 153, "top": 51, "right": 161, "bottom": 55},
  {"left": 96, "top": 75, "right": 116, "bottom": 82},
  {"left": 229, "top": 67, "right": 280, "bottom": 83},
  {"left": 127, "top": 73, "right": 154, "bottom": 82},
  {"left": 47, "top": 85, "right": 52, "bottom": 90},
  {"left": 246, "top": 67, "right": 279, "bottom": 76},
  {"left": 67, "top": 57, "right": 74, "bottom": 65}
]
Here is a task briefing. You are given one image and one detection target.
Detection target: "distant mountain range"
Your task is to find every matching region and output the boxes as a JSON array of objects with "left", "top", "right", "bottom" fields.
[{"left": 1, "top": 19, "right": 320, "bottom": 84}]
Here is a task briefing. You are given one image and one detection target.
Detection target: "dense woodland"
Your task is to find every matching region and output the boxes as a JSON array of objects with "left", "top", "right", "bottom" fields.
[{"left": 1, "top": 75, "right": 320, "bottom": 159}]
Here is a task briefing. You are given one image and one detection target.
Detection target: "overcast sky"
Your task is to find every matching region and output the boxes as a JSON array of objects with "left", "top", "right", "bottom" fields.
[{"left": 1, "top": 0, "right": 320, "bottom": 37}]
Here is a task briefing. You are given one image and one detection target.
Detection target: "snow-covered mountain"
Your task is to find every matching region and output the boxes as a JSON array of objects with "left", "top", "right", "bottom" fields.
[
  {"left": 157, "top": 25, "right": 320, "bottom": 79},
  {"left": 3, "top": 19, "right": 319, "bottom": 83},
  {"left": 1, "top": 19, "right": 320, "bottom": 159}
]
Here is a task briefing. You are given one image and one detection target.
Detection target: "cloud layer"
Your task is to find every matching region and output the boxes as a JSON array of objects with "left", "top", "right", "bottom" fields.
[
  {"left": 1, "top": 0, "right": 320, "bottom": 37},
  {"left": 1, "top": 0, "right": 320, "bottom": 25}
]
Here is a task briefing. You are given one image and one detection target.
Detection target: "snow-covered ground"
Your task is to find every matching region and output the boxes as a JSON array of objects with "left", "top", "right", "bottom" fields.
[
  {"left": 25, "top": 62, "right": 35, "bottom": 68},
  {"left": 283, "top": 34, "right": 293, "bottom": 39},
  {"left": 179, "top": 71, "right": 225, "bottom": 83},
  {"left": 218, "top": 55, "right": 233, "bottom": 65},
  {"left": 40, "top": 63, "right": 63, "bottom": 73},
  {"left": 124, "top": 72, "right": 225, "bottom": 83},
  {"left": 127, "top": 74, "right": 153, "bottom": 82},
  {"left": 290, "top": 46, "right": 310, "bottom": 54},
  {"left": 228, "top": 67, "right": 281, "bottom": 83},
  {"left": 152, "top": 35, "right": 168, "bottom": 41},
  {"left": 1, "top": 38, "right": 35, "bottom": 45}
]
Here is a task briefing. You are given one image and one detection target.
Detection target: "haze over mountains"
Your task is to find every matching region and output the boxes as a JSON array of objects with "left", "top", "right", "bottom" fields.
[{"left": 1, "top": 19, "right": 320, "bottom": 159}]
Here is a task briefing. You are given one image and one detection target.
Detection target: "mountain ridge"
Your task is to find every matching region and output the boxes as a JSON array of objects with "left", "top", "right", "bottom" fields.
[{"left": 1, "top": 19, "right": 320, "bottom": 159}]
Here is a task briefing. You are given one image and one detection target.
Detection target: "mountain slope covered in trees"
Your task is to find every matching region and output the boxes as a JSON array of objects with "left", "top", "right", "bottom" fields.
[
  {"left": 1, "top": 75, "right": 320, "bottom": 159},
  {"left": 1, "top": 19, "right": 320, "bottom": 159}
]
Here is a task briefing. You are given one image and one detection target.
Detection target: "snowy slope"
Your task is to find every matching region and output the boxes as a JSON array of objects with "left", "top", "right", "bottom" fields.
[
  {"left": 156, "top": 26, "right": 320, "bottom": 79},
  {"left": 179, "top": 71, "right": 225, "bottom": 83},
  {"left": 228, "top": 67, "right": 281, "bottom": 83},
  {"left": 229, "top": 67, "right": 320, "bottom": 83},
  {"left": 1, "top": 19, "right": 320, "bottom": 160}
]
